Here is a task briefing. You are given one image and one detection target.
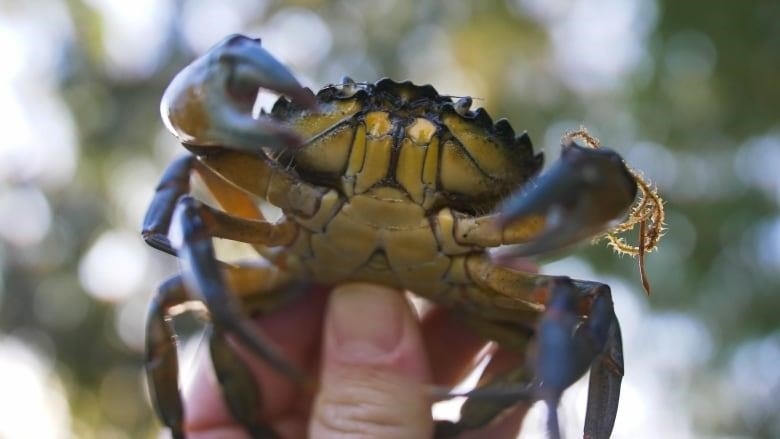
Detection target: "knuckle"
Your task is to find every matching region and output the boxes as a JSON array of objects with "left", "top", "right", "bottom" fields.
[{"left": 311, "top": 369, "right": 430, "bottom": 438}]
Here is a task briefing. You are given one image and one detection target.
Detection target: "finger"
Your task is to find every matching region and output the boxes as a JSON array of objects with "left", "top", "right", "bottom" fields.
[
  {"left": 185, "top": 287, "right": 329, "bottom": 435},
  {"left": 309, "top": 283, "right": 433, "bottom": 439}
]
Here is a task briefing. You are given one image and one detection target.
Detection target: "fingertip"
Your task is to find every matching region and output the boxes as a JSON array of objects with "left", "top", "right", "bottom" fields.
[
  {"left": 324, "top": 283, "right": 428, "bottom": 375},
  {"left": 310, "top": 283, "right": 433, "bottom": 438}
]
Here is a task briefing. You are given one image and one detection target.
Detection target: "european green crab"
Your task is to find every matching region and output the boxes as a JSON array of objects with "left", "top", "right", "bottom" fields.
[{"left": 143, "top": 35, "right": 664, "bottom": 438}]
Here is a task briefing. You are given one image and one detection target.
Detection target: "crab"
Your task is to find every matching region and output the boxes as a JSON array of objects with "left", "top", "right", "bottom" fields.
[{"left": 142, "top": 34, "right": 663, "bottom": 439}]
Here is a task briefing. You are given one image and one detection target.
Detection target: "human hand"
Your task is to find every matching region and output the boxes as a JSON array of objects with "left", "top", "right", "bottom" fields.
[{"left": 182, "top": 283, "right": 528, "bottom": 438}]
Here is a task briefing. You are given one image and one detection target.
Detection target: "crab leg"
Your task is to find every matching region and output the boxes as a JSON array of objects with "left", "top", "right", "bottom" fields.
[
  {"left": 168, "top": 195, "right": 308, "bottom": 383},
  {"left": 161, "top": 34, "right": 317, "bottom": 153},
  {"left": 208, "top": 325, "right": 281, "bottom": 439},
  {"left": 146, "top": 264, "right": 303, "bottom": 439},
  {"left": 536, "top": 278, "right": 622, "bottom": 439},
  {"left": 433, "top": 257, "right": 623, "bottom": 438},
  {"left": 142, "top": 154, "right": 298, "bottom": 256},
  {"left": 143, "top": 157, "right": 313, "bottom": 437},
  {"left": 432, "top": 314, "right": 537, "bottom": 438},
  {"left": 143, "top": 155, "right": 195, "bottom": 256},
  {"left": 146, "top": 277, "right": 190, "bottom": 439},
  {"left": 582, "top": 296, "right": 623, "bottom": 439},
  {"left": 473, "top": 259, "right": 623, "bottom": 439},
  {"left": 454, "top": 142, "right": 637, "bottom": 256}
]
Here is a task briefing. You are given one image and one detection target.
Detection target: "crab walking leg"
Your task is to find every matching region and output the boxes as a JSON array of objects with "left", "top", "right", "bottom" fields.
[
  {"left": 537, "top": 278, "right": 623, "bottom": 439},
  {"left": 582, "top": 290, "right": 623, "bottom": 439},
  {"left": 432, "top": 315, "right": 537, "bottom": 438},
  {"left": 146, "top": 277, "right": 190, "bottom": 439},
  {"left": 201, "top": 264, "right": 306, "bottom": 439},
  {"left": 430, "top": 272, "right": 539, "bottom": 437},
  {"left": 169, "top": 195, "right": 308, "bottom": 384},
  {"left": 460, "top": 349, "right": 536, "bottom": 425},
  {"left": 191, "top": 158, "right": 295, "bottom": 262},
  {"left": 482, "top": 263, "right": 623, "bottom": 439},
  {"left": 442, "top": 257, "right": 623, "bottom": 438},
  {"left": 142, "top": 154, "right": 296, "bottom": 255},
  {"left": 208, "top": 325, "right": 281, "bottom": 439},
  {"left": 453, "top": 143, "right": 637, "bottom": 254},
  {"left": 143, "top": 155, "right": 196, "bottom": 255},
  {"left": 195, "top": 201, "right": 298, "bottom": 246},
  {"left": 435, "top": 375, "right": 535, "bottom": 438},
  {"left": 146, "top": 265, "right": 302, "bottom": 439}
]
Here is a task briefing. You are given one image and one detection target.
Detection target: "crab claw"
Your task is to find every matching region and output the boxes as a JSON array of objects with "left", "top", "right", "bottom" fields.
[
  {"left": 161, "top": 34, "right": 317, "bottom": 152},
  {"left": 497, "top": 142, "right": 637, "bottom": 256}
]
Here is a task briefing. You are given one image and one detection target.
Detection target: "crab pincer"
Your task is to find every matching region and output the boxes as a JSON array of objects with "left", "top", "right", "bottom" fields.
[
  {"left": 497, "top": 142, "right": 638, "bottom": 257},
  {"left": 160, "top": 34, "right": 318, "bottom": 152}
]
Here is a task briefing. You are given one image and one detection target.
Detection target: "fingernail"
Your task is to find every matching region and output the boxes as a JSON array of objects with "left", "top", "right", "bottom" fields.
[{"left": 328, "top": 283, "right": 405, "bottom": 360}]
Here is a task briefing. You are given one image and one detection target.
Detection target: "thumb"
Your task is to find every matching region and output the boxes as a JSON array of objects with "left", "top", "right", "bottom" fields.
[{"left": 309, "top": 283, "right": 433, "bottom": 439}]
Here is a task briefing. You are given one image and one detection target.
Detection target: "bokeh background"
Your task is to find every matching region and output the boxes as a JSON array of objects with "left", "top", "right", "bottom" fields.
[{"left": 1, "top": 0, "right": 778, "bottom": 437}]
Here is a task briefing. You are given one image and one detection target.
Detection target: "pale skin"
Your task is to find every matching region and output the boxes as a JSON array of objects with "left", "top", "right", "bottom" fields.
[{"left": 183, "top": 283, "right": 531, "bottom": 439}]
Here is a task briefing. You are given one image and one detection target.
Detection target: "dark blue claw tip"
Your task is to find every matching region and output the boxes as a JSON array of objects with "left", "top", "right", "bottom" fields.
[{"left": 214, "top": 34, "right": 318, "bottom": 112}]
